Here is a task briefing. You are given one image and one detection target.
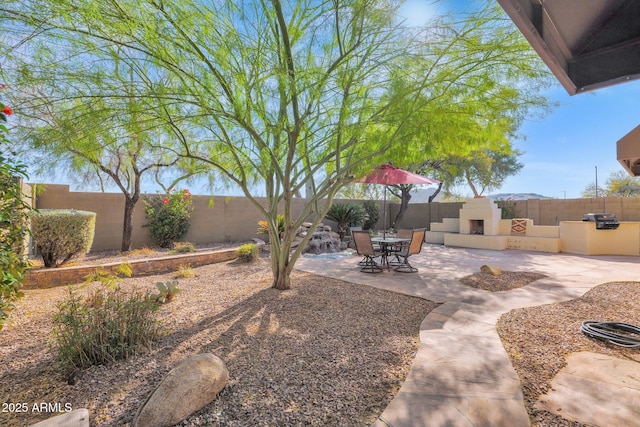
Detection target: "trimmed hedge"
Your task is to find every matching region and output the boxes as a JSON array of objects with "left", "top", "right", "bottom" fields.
[{"left": 30, "top": 209, "right": 96, "bottom": 267}]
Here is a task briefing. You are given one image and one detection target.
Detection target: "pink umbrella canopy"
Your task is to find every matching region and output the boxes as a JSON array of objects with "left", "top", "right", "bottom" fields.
[
  {"left": 357, "top": 164, "right": 440, "bottom": 185},
  {"left": 357, "top": 164, "right": 440, "bottom": 235}
]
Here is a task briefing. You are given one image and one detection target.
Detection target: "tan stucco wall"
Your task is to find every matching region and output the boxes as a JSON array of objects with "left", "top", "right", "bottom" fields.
[
  {"left": 559, "top": 221, "right": 640, "bottom": 255},
  {"left": 34, "top": 185, "right": 315, "bottom": 252}
]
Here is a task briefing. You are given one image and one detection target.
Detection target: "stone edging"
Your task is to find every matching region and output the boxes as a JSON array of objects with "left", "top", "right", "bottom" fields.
[{"left": 23, "top": 248, "right": 239, "bottom": 289}]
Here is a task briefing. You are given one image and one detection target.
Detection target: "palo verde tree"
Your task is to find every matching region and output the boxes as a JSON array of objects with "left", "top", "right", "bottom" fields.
[
  {"left": 381, "top": 2, "right": 552, "bottom": 224},
  {"left": 1, "top": 0, "right": 552, "bottom": 289},
  {"left": 3, "top": 57, "right": 205, "bottom": 252}
]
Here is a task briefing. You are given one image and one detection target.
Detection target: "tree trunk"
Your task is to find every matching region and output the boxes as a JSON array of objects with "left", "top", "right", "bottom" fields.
[
  {"left": 428, "top": 182, "right": 443, "bottom": 203},
  {"left": 393, "top": 188, "right": 412, "bottom": 229},
  {"left": 121, "top": 197, "right": 137, "bottom": 252},
  {"left": 272, "top": 267, "right": 292, "bottom": 290},
  {"left": 270, "top": 225, "right": 293, "bottom": 290}
]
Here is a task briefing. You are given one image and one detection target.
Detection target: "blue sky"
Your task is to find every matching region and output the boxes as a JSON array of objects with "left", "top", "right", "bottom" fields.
[
  {"left": 400, "top": 0, "right": 640, "bottom": 199},
  {"left": 498, "top": 82, "right": 640, "bottom": 199}
]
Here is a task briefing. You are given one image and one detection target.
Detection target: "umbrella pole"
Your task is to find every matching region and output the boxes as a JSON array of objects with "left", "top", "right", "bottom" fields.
[{"left": 383, "top": 185, "right": 387, "bottom": 239}]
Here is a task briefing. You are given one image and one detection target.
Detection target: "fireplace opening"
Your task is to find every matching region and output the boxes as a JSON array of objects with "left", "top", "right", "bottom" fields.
[{"left": 470, "top": 220, "right": 484, "bottom": 235}]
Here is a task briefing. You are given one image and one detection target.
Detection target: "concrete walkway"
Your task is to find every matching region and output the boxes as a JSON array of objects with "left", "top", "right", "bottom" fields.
[{"left": 295, "top": 244, "right": 640, "bottom": 427}]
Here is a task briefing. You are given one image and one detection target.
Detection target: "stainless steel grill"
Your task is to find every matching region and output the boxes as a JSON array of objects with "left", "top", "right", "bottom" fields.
[{"left": 582, "top": 213, "right": 620, "bottom": 230}]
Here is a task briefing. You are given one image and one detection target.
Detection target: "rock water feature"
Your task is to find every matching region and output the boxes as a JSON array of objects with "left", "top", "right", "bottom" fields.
[{"left": 297, "top": 222, "right": 346, "bottom": 255}]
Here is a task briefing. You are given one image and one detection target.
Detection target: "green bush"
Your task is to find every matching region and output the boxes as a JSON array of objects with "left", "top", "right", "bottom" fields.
[
  {"left": 144, "top": 189, "right": 193, "bottom": 248},
  {"left": 362, "top": 200, "right": 379, "bottom": 230},
  {"left": 51, "top": 286, "right": 163, "bottom": 375},
  {"left": 236, "top": 243, "right": 259, "bottom": 262},
  {"left": 0, "top": 153, "right": 31, "bottom": 329},
  {"left": 325, "top": 202, "right": 368, "bottom": 241},
  {"left": 30, "top": 209, "right": 96, "bottom": 268}
]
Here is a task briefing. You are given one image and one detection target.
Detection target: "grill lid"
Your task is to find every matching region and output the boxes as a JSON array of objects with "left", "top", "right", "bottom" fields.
[{"left": 582, "top": 213, "right": 620, "bottom": 229}]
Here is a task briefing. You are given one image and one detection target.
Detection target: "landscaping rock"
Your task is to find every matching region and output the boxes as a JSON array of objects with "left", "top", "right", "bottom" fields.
[
  {"left": 480, "top": 264, "right": 502, "bottom": 276},
  {"left": 133, "top": 353, "right": 228, "bottom": 427},
  {"left": 29, "top": 409, "right": 89, "bottom": 427}
]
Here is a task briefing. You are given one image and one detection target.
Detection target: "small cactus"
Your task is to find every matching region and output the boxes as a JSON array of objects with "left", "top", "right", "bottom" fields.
[{"left": 150, "top": 280, "right": 180, "bottom": 303}]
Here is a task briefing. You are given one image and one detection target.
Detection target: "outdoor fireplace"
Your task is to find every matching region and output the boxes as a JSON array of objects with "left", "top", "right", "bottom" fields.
[
  {"left": 459, "top": 198, "right": 502, "bottom": 236},
  {"left": 469, "top": 220, "right": 484, "bottom": 235}
]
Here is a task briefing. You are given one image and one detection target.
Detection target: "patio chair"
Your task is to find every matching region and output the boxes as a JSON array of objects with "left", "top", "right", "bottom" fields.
[
  {"left": 393, "top": 228, "right": 426, "bottom": 273},
  {"left": 352, "top": 230, "right": 384, "bottom": 273},
  {"left": 388, "top": 228, "right": 413, "bottom": 266}
]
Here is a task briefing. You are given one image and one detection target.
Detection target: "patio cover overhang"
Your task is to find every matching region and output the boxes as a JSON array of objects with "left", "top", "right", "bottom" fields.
[{"left": 497, "top": 0, "right": 640, "bottom": 95}]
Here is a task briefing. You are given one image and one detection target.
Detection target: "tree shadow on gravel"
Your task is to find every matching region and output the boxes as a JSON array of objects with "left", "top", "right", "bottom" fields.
[{"left": 0, "top": 259, "right": 437, "bottom": 427}]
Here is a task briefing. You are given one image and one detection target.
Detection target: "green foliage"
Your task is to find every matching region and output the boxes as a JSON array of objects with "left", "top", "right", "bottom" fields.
[
  {"left": 325, "top": 203, "right": 368, "bottom": 241},
  {"left": 0, "top": 157, "right": 30, "bottom": 329},
  {"left": 51, "top": 286, "right": 163, "bottom": 375},
  {"left": 30, "top": 209, "right": 96, "bottom": 268},
  {"left": 169, "top": 241, "right": 195, "bottom": 254},
  {"left": 0, "top": 93, "right": 30, "bottom": 329},
  {"left": 496, "top": 199, "right": 518, "bottom": 219},
  {"left": 149, "top": 280, "right": 180, "bottom": 304},
  {"left": 362, "top": 201, "right": 380, "bottom": 230},
  {"left": 144, "top": 189, "right": 193, "bottom": 248},
  {"left": 236, "top": 243, "right": 259, "bottom": 263}
]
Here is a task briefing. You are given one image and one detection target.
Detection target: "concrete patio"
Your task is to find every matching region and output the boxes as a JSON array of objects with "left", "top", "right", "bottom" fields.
[{"left": 295, "top": 244, "right": 640, "bottom": 427}]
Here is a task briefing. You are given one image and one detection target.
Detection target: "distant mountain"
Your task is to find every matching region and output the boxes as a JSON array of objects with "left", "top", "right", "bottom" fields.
[
  {"left": 406, "top": 190, "right": 550, "bottom": 203},
  {"left": 487, "top": 193, "right": 550, "bottom": 200}
]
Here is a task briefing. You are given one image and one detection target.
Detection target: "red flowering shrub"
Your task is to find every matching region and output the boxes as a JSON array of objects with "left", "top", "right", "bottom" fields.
[{"left": 144, "top": 189, "right": 194, "bottom": 248}]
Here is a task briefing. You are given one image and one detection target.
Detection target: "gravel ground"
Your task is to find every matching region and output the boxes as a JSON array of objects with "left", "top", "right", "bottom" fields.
[
  {"left": 6, "top": 248, "right": 639, "bottom": 427},
  {"left": 1, "top": 249, "right": 436, "bottom": 426},
  {"left": 497, "top": 281, "right": 640, "bottom": 427}
]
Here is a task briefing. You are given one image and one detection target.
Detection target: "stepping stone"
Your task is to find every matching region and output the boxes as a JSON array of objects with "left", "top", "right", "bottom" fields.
[{"left": 536, "top": 352, "right": 640, "bottom": 426}]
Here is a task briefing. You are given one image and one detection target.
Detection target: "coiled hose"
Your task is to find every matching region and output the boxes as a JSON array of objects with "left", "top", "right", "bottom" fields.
[{"left": 580, "top": 321, "right": 640, "bottom": 348}]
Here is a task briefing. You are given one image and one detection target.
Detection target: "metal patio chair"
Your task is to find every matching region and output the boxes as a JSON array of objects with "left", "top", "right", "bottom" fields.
[
  {"left": 352, "top": 230, "right": 384, "bottom": 273},
  {"left": 393, "top": 228, "right": 426, "bottom": 273}
]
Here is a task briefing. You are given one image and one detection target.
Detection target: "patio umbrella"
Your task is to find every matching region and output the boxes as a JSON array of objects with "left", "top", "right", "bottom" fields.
[{"left": 357, "top": 164, "right": 440, "bottom": 237}]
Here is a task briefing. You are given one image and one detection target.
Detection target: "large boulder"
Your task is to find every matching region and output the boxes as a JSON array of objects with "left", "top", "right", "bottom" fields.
[{"left": 133, "top": 353, "right": 228, "bottom": 427}]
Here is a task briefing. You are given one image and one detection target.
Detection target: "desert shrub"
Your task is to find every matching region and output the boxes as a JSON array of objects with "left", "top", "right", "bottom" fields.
[
  {"left": 170, "top": 241, "right": 195, "bottom": 253},
  {"left": 174, "top": 263, "right": 195, "bottom": 278},
  {"left": 362, "top": 200, "right": 379, "bottom": 230},
  {"left": 325, "top": 202, "right": 368, "bottom": 241},
  {"left": 83, "top": 262, "right": 133, "bottom": 289},
  {"left": 30, "top": 209, "right": 96, "bottom": 267},
  {"left": 144, "top": 189, "right": 193, "bottom": 248},
  {"left": 236, "top": 243, "right": 259, "bottom": 262},
  {"left": 52, "top": 286, "right": 163, "bottom": 375},
  {"left": 130, "top": 246, "right": 156, "bottom": 256},
  {"left": 0, "top": 151, "right": 31, "bottom": 329}
]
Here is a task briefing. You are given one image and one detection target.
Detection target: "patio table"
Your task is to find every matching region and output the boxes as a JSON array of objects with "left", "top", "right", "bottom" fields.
[{"left": 371, "top": 237, "right": 410, "bottom": 271}]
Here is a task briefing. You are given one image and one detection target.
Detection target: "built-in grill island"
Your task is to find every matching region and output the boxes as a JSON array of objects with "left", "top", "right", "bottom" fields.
[{"left": 582, "top": 213, "right": 620, "bottom": 230}]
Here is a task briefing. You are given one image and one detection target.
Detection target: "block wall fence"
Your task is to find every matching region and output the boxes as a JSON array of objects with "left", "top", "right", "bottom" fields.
[{"left": 29, "top": 183, "right": 640, "bottom": 252}]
